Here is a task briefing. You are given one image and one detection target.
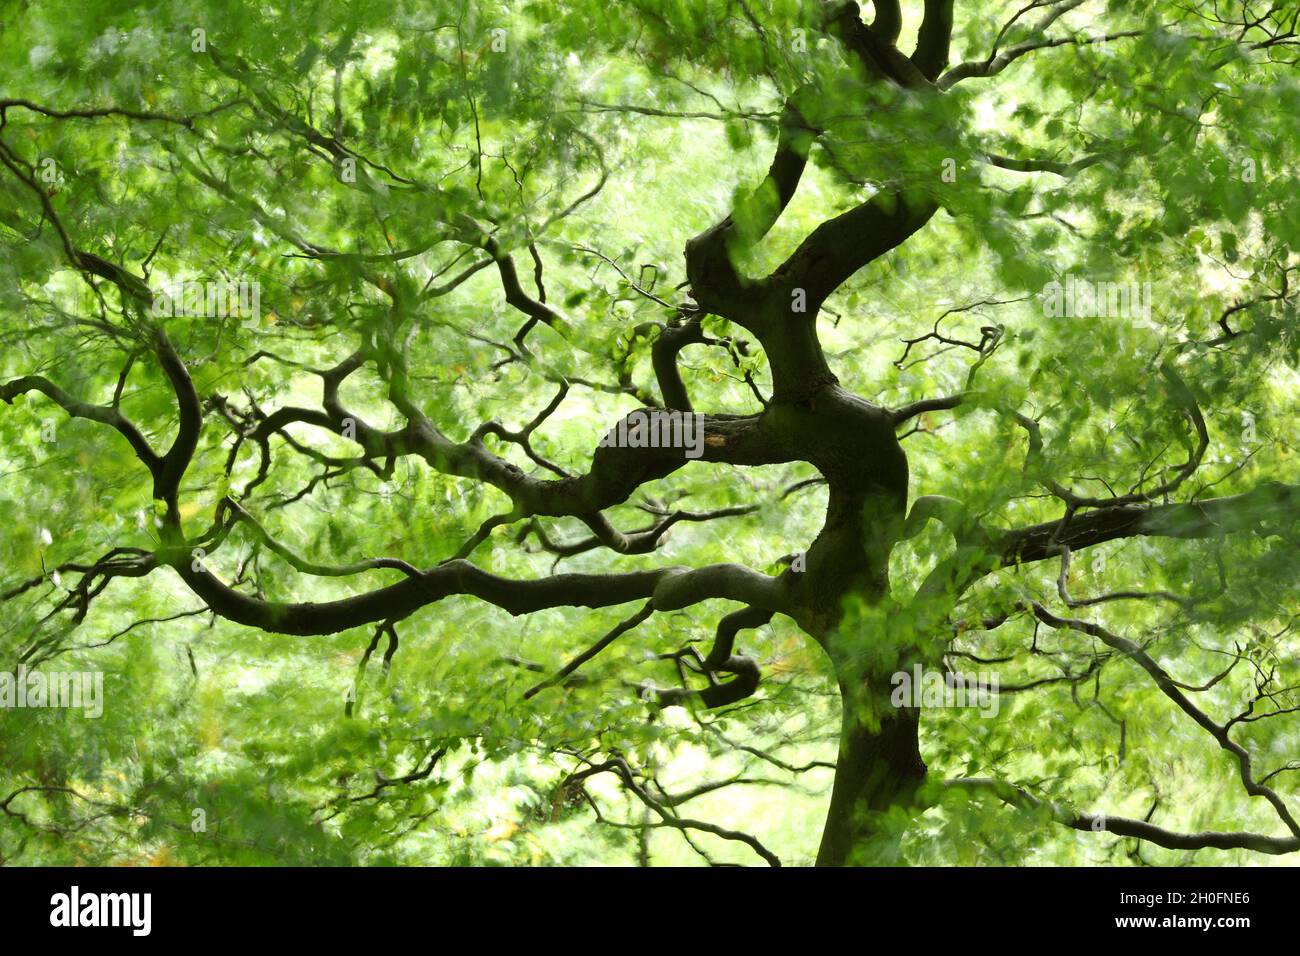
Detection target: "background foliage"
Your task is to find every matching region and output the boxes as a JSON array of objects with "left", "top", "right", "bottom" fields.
[{"left": 1, "top": 0, "right": 1298, "bottom": 865}]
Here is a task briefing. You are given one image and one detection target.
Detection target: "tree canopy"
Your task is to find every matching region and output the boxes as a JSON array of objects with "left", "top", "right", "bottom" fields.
[{"left": 1, "top": 0, "right": 1299, "bottom": 866}]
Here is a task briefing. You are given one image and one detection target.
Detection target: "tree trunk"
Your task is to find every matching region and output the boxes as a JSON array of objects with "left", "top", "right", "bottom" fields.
[{"left": 816, "top": 672, "right": 927, "bottom": 866}]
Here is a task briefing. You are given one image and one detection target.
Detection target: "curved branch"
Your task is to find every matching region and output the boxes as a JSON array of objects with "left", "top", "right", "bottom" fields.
[
  {"left": 999, "top": 481, "right": 1300, "bottom": 566},
  {"left": 947, "top": 778, "right": 1300, "bottom": 855},
  {"left": 1030, "top": 604, "right": 1300, "bottom": 840},
  {"left": 166, "top": 550, "right": 782, "bottom": 637}
]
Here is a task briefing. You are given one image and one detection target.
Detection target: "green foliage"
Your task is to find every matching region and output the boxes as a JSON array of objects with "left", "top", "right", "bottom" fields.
[{"left": 1, "top": 0, "right": 1297, "bottom": 866}]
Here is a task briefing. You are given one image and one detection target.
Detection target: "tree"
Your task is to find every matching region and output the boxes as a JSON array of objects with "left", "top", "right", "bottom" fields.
[{"left": 1, "top": 0, "right": 1298, "bottom": 866}]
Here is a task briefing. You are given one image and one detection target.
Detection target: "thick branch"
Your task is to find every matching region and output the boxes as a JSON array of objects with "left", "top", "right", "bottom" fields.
[
  {"left": 947, "top": 778, "right": 1300, "bottom": 855},
  {"left": 911, "top": 0, "right": 956, "bottom": 80},
  {"left": 999, "top": 481, "right": 1300, "bottom": 566}
]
